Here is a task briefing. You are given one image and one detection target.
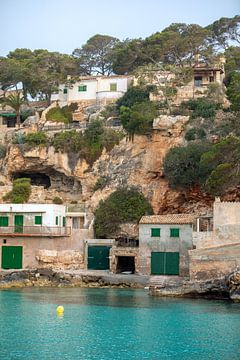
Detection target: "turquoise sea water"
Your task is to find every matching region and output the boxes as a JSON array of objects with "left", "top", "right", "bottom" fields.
[{"left": 0, "top": 288, "right": 239, "bottom": 360}]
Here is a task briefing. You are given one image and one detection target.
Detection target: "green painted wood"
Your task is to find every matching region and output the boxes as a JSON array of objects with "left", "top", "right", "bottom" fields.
[
  {"left": 151, "top": 252, "right": 165, "bottom": 275},
  {"left": 88, "top": 246, "right": 111, "bottom": 270},
  {"left": 165, "top": 252, "right": 179, "bottom": 275},
  {"left": 151, "top": 252, "right": 179, "bottom": 275},
  {"left": 2, "top": 246, "right": 23, "bottom": 269},
  {"left": 151, "top": 228, "right": 161, "bottom": 237},
  {"left": 0, "top": 216, "right": 9, "bottom": 227},
  {"left": 14, "top": 215, "right": 23, "bottom": 233},
  {"left": 170, "top": 228, "right": 180, "bottom": 237}
]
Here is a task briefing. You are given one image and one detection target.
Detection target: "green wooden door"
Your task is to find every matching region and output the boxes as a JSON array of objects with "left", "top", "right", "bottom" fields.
[
  {"left": 165, "top": 252, "right": 179, "bottom": 275},
  {"left": 88, "top": 246, "right": 111, "bottom": 270},
  {"left": 1, "top": 246, "right": 23, "bottom": 269},
  {"left": 14, "top": 215, "right": 24, "bottom": 233},
  {"left": 151, "top": 252, "right": 165, "bottom": 275},
  {"left": 151, "top": 252, "right": 179, "bottom": 275}
]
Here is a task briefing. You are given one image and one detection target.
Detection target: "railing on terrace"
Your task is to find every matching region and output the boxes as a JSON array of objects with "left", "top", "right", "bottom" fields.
[
  {"left": 0, "top": 226, "right": 71, "bottom": 237},
  {"left": 116, "top": 239, "right": 139, "bottom": 247},
  {"left": 67, "top": 204, "right": 86, "bottom": 213},
  {"left": 41, "top": 122, "right": 87, "bottom": 132}
]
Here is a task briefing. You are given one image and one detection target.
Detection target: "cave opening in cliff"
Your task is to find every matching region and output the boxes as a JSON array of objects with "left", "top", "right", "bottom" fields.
[
  {"left": 12, "top": 172, "right": 51, "bottom": 188},
  {"left": 116, "top": 256, "right": 135, "bottom": 274}
]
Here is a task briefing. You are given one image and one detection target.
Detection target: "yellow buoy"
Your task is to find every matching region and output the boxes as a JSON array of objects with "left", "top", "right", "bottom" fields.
[{"left": 56, "top": 305, "right": 64, "bottom": 315}]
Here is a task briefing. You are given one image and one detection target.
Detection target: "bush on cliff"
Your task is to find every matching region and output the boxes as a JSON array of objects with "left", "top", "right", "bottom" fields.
[
  {"left": 163, "top": 142, "right": 211, "bottom": 190},
  {"left": 52, "top": 121, "right": 123, "bottom": 165},
  {"left": 3, "top": 178, "right": 31, "bottom": 203},
  {"left": 94, "top": 187, "right": 153, "bottom": 238},
  {"left": 46, "top": 103, "right": 78, "bottom": 124}
]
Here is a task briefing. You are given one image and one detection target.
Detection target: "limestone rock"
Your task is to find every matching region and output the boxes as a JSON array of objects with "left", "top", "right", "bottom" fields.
[{"left": 36, "top": 250, "right": 84, "bottom": 270}]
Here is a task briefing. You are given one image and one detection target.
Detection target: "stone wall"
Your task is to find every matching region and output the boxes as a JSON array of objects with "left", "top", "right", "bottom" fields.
[
  {"left": 189, "top": 243, "right": 240, "bottom": 280},
  {"left": 139, "top": 223, "right": 193, "bottom": 276},
  {"left": 110, "top": 247, "right": 140, "bottom": 274},
  {"left": 0, "top": 228, "right": 92, "bottom": 269}
]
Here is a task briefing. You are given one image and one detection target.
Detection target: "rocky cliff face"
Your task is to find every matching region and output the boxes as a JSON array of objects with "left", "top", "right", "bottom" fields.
[{"left": 0, "top": 115, "right": 214, "bottom": 217}]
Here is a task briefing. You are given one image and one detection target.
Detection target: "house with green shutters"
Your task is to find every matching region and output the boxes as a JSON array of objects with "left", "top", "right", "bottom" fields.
[
  {"left": 139, "top": 214, "right": 196, "bottom": 276},
  {"left": 0, "top": 204, "right": 71, "bottom": 270}
]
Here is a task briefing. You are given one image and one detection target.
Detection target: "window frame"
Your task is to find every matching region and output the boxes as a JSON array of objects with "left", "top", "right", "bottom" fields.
[
  {"left": 62, "top": 217, "right": 66, "bottom": 227},
  {"left": 63, "top": 88, "right": 68, "bottom": 94},
  {"left": 110, "top": 83, "right": 117, "bottom": 92},
  {"left": 78, "top": 85, "right": 87, "bottom": 92},
  {"left": 34, "top": 215, "right": 42, "bottom": 226},
  {"left": 0, "top": 216, "right": 9, "bottom": 227},
  {"left": 170, "top": 228, "right": 180, "bottom": 237},
  {"left": 151, "top": 228, "right": 161, "bottom": 237},
  {"left": 55, "top": 216, "right": 59, "bottom": 226}
]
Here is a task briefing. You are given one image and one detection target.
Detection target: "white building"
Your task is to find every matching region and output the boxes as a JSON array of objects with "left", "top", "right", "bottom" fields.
[
  {"left": 51, "top": 75, "right": 133, "bottom": 105},
  {"left": 0, "top": 204, "right": 68, "bottom": 236}
]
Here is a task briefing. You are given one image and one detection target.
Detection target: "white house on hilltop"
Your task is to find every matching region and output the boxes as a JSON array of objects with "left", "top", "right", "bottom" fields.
[{"left": 51, "top": 75, "right": 133, "bottom": 105}]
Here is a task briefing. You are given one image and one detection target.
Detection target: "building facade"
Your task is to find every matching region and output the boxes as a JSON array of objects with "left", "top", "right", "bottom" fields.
[
  {"left": 52, "top": 75, "right": 133, "bottom": 106},
  {"left": 0, "top": 203, "right": 92, "bottom": 270},
  {"left": 139, "top": 214, "right": 195, "bottom": 276}
]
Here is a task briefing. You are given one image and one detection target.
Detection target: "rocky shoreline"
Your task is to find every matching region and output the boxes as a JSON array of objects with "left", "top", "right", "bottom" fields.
[
  {"left": 0, "top": 268, "right": 149, "bottom": 289},
  {"left": 0, "top": 268, "right": 239, "bottom": 303},
  {"left": 149, "top": 270, "right": 240, "bottom": 302}
]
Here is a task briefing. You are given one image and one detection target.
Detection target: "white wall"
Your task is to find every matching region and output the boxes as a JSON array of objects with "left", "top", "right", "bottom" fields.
[{"left": 0, "top": 204, "right": 66, "bottom": 227}]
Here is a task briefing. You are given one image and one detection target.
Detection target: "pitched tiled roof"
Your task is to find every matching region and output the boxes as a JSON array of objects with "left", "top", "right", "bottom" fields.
[{"left": 139, "top": 214, "right": 196, "bottom": 225}]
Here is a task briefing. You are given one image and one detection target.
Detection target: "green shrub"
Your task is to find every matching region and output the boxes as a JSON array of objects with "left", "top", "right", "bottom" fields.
[
  {"left": 120, "top": 101, "right": 158, "bottom": 140},
  {"left": 52, "top": 121, "right": 122, "bottom": 165},
  {"left": 116, "top": 86, "right": 152, "bottom": 109},
  {"left": 3, "top": 178, "right": 31, "bottom": 203},
  {"left": 52, "top": 130, "right": 84, "bottom": 153},
  {"left": 52, "top": 196, "right": 63, "bottom": 204},
  {"left": 200, "top": 136, "right": 240, "bottom": 195},
  {"left": 183, "top": 98, "right": 219, "bottom": 119},
  {"left": 24, "top": 132, "right": 48, "bottom": 147},
  {"left": 46, "top": 103, "right": 78, "bottom": 124},
  {"left": 0, "top": 144, "right": 6, "bottom": 159},
  {"left": 185, "top": 128, "right": 206, "bottom": 141},
  {"left": 12, "top": 133, "right": 26, "bottom": 145},
  {"left": 94, "top": 187, "right": 153, "bottom": 238},
  {"left": 163, "top": 142, "right": 211, "bottom": 190},
  {"left": 93, "top": 176, "right": 109, "bottom": 191}
]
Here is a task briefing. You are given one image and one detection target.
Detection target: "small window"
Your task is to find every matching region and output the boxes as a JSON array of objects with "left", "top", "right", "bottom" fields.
[
  {"left": 63, "top": 217, "right": 66, "bottom": 227},
  {"left": 0, "top": 216, "right": 9, "bottom": 227},
  {"left": 110, "top": 83, "right": 117, "bottom": 92},
  {"left": 55, "top": 216, "right": 59, "bottom": 226},
  {"left": 35, "top": 216, "right": 42, "bottom": 225},
  {"left": 78, "top": 85, "right": 87, "bottom": 92},
  {"left": 194, "top": 76, "right": 202, "bottom": 87},
  {"left": 170, "top": 228, "right": 180, "bottom": 237},
  {"left": 63, "top": 88, "right": 68, "bottom": 94},
  {"left": 151, "top": 228, "right": 160, "bottom": 237},
  {"left": 209, "top": 76, "right": 214, "bottom": 83}
]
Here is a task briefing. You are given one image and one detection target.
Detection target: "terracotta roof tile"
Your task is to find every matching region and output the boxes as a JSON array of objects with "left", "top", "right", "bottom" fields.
[{"left": 139, "top": 214, "right": 196, "bottom": 225}]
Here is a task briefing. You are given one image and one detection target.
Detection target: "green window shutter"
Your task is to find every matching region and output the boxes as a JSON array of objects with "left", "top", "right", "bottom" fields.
[
  {"left": 151, "top": 228, "right": 160, "bottom": 237},
  {"left": 170, "top": 228, "right": 180, "bottom": 237},
  {"left": 78, "top": 85, "right": 87, "bottom": 92},
  {"left": 63, "top": 217, "right": 66, "bottom": 227},
  {"left": 0, "top": 216, "right": 9, "bottom": 227},
  {"left": 35, "top": 216, "right": 42, "bottom": 225},
  {"left": 55, "top": 216, "right": 58, "bottom": 226},
  {"left": 110, "top": 83, "right": 117, "bottom": 91},
  {"left": 63, "top": 88, "right": 68, "bottom": 94}
]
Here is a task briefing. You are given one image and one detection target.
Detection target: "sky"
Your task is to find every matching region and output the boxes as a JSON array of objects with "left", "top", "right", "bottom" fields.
[{"left": 1, "top": 0, "right": 239, "bottom": 56}]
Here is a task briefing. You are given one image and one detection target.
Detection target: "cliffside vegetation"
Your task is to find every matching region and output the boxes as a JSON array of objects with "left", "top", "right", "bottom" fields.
[
  {"left": 94, "top": 188, "right": 153, "bottom": 238},
  {"left": 3, "top": 178, "right": 31, "bottom": 203},
  {"left": 164, "top": 136, "right": 240, "bottom": 196},
  {"left": 52, "top": 120, "right": 123, "bottom": 164}
]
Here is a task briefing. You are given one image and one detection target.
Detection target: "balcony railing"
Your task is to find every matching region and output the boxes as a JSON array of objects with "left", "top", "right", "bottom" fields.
[
  {"left": 0, "top": 226, "right": 71, "bottom": 237},
  {"left": 116, "top": 239, "right": 139, "bottom": 247}
]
